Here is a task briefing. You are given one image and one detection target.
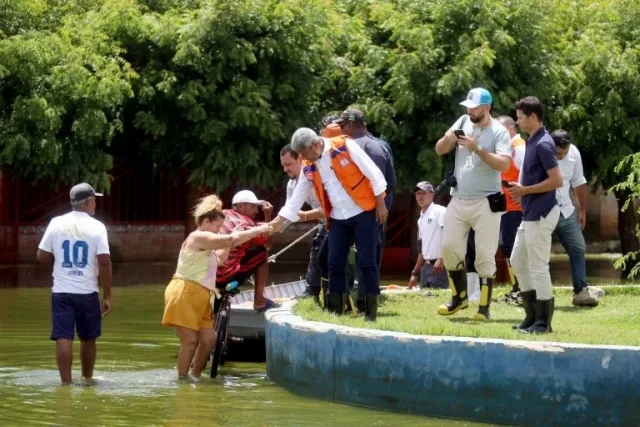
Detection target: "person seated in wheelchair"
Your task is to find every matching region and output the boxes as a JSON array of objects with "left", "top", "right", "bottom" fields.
[
  {"left": 215, "top": 190, "right": 279, "bottom": 313},
  {"left": 161, "top": 194, "right": 271, "bottom": 381}
]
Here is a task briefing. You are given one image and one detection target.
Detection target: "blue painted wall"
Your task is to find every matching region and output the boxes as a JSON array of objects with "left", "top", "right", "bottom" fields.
[{"left": 266, "top": 309, "right": 640, "bottom": 426}]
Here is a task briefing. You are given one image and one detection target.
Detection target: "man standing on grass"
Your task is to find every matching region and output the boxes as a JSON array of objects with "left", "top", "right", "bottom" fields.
[
  {"left": 408, "top": 181, "right": 448, "bottom": 289},
  {"left": 508, "top": 96, "right": 563, "bottom": 334},
  {"left": 336, "top": 108, "right": 397, "bottom": 311},
  {"left": 434, "top": 88, "right": 511, "bottom": 321},
  {"left": 497, "top": 115, "right": 526, "bottom": 297},
  {"left": 270, "top": 127, "right": 388, "bottom": 321},
  {"left": 551, "top": 129, "right": 604, "bottom": 307},
  {"left": 37, "top": 183, "right": 112, "bottom": 385},
  {"left": 280, "top": 143, "right": 325, "bottom": 304}
]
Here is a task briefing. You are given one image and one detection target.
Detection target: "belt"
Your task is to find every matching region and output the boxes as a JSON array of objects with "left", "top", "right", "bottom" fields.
[{"left": 423, "top": 258, "right": 438, "bottom": 265}]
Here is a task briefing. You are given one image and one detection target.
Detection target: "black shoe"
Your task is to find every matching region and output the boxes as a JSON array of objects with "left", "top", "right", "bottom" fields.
[
  {"left": 512, "top": 290, "right": 536, "bottom": 330},
  {"left": 326, "top": 293, "right": 346, "bottom": 315},
  {"left": 473, "top": 277, "right": 494, "bottom": 321},
  {"left": 437, "top": 269, "right": 468, "bottom": 315},
  {"left": 365, "top": 294, "right": 378, "bottom": 322},
  {"left": 522, "top": 297, "right": 554, "bottom": 334}
]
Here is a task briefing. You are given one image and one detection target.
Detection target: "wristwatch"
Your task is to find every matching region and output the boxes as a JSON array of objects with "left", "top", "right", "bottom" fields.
[{"left": 474, "top": 145, "right": 483, "bottom": 154}]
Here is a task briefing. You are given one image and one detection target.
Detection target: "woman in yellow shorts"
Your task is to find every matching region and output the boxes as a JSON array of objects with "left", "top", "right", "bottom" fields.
[{"left": 162, "top": 194, "right": 272, "bottom": 380}]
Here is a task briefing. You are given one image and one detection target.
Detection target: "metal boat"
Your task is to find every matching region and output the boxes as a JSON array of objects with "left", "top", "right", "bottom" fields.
[{"left": 227, "top": 279, "right": 307, "bottom": 340}]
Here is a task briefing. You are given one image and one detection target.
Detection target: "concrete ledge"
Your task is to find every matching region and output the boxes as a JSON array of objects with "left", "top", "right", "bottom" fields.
[{"left": 265, "top": 304, "right": 640, "bottom": 426}]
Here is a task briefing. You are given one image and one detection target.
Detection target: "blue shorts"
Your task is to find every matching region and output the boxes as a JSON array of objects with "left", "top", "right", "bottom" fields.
[{"left": 51, "top": 292, "right": 102, "bottom": 341}]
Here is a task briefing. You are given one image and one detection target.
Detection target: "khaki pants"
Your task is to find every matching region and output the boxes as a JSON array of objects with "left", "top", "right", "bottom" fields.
[
  {"left": 442, "top": 197, "right": 502, "bottom": 277},
  {"left": 510, "top": 205, "right": 560, "bottom": 300}
]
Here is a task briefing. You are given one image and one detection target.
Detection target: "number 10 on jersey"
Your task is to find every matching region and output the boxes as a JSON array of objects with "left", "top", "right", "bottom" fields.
[{"left": 62, "top": 240, "right": 89, "bottom": 268}]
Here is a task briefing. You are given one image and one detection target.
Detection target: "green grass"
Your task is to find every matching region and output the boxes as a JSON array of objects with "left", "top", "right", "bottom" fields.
[{"left": 293, "top": 283, "right": 640, "bottom": 347}]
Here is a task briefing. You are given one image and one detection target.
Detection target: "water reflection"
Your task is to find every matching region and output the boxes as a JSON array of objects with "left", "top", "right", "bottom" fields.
[
  {"left": 0, "top": 284, "right": 491, "bottom": 426},
  {"left": 0, "top": 366, "right": 488, "bottom": 427},
  {"left": 0, "top": 255, "right": 624, "bottom": 288}
]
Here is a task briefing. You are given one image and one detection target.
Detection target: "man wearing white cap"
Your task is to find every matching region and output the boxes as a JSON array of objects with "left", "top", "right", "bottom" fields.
[
  {"left": 36, "top": 183, "right": 112, "bottom": 385},
  {"left": 216, "top": 190, "right": 276, "bottom": 312},
  {"left": 434, "top": 88, "right": 511, "bottom": 321}
]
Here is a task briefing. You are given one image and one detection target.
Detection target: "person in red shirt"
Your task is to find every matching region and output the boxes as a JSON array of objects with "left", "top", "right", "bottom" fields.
[
  {"left": 497, "top": 115, "right": 526, "bottom": 296},
  {"left": 216, "top": 190, "right": 277, "bottom": 312}
]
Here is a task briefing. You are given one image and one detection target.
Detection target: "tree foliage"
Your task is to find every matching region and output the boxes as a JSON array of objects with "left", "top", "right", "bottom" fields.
[
  {"left": 612, "top": 153, "right": 640, "bottom": 278},
  {"left": 1, "top": 0, "right": 639, "bottom": 197}
]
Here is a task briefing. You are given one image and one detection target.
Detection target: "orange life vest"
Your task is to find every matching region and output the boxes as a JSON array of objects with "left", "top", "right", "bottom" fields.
[
  {"left": 302, "top": 136, "right": 380, "bottom": 229},
  {"left": 322, "top": 123, "right": 342, "bottom": 138},
  {"left": 501, "top": 135, "right": 526, "bottom": 212}
]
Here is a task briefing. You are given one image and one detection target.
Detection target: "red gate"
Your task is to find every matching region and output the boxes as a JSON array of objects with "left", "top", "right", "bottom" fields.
[{"left": 0, "top": 170, "right": 19, "bottom": 264}]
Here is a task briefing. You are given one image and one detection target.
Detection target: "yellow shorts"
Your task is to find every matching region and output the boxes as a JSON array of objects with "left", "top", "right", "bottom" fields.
[{"left": 162, "top": 278, "right": 214, "bottom": 331}]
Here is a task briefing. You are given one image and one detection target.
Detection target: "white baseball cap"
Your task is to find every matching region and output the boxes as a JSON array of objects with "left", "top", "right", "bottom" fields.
[
  {"left": 232, "top": 190, "right": 266, "bottom": 205},
  {"left": 460, "top": 88, "right": 493, "bottom": 108}
]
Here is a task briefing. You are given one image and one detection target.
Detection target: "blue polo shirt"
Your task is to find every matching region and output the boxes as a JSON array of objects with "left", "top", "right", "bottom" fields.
[
  {"left": 520, "top": 127, "right": 559, "bottom": 221},
  {"left": 351, "top": 132, "right": 397, "bottom": 209}
]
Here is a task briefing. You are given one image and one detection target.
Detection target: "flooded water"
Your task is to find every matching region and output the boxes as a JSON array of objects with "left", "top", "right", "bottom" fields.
[
  {"left": 0, "top": 285, "right": 489, "bottom": 426},
  {"left": 0, "top": 254, "right": 622, "bottom": 425},
  {"left": 0, "top": 254, "right": 623, "bottom": 289}
]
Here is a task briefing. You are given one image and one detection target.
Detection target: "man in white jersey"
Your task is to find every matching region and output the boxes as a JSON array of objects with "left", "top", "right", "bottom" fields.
[{"left": 37, "top": 183, "right": 112, "bottom": 385}]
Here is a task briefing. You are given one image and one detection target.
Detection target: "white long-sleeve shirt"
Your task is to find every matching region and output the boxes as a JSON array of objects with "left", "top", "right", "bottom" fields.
[{"left": 278, "top": 138, "right": 387, "bottom": 222}]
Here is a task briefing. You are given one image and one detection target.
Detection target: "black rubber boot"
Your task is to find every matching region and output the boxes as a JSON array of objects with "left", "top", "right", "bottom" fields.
[
  {"left": 326, "top": 293, "right": 346, "bottom": 315},
  {"left": 512, "top": 290, "right": 536, "bottom": 330},
  {"left": 522, "top": 298, "right": 554, "bottom": 334},
  {"left": 320, "top": 278, "right": 329, "bottom": 310},
  {"left": 437, "top": 269, "right": 468, "bottom": 315},
  {"left": 364, "top": 294, "right": 378, "bottom": 322},
  {"left": 473, "top": 277, "right": 494, "bottom": 321},
  {"left": 356, "top": 299, "right": 366, "bottom": 314}
]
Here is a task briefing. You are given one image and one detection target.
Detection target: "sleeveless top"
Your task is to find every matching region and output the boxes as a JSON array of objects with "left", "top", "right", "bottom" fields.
[{"left": 174, "top": 245, "right": 218, "bottom": 291}]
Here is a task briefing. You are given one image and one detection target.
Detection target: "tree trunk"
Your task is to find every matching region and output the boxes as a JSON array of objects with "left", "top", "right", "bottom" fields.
[{"left": 614, "top": 188, "right": 640, "bottom": 280}]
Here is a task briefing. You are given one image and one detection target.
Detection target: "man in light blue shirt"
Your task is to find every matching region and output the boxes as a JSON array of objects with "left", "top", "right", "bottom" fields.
[{"left": 434, "top": 88, "right": 511, "bottom": 322}]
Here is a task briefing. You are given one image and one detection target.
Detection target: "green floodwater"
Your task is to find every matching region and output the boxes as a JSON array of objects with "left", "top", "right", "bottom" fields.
[{"left": 0, "top": 284, "right": 492, "bottom": 427}]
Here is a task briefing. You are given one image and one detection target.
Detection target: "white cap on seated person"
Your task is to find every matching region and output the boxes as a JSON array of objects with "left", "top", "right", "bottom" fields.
[{"left": 232, "top": 190, "right": 266, "bottom": 206}]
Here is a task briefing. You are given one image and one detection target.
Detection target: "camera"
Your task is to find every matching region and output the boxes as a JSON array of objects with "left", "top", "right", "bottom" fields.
[{"left": 435, "top": 171, "right": 457, "bottom": 193}]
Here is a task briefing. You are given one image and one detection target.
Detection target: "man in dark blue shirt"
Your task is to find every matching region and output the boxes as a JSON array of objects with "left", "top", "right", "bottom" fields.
[
  {"left": 507, "top": 96, "right": 563, "bottom": 334},
  {"left": 335, "top": 108, "right": 397, "bottom": 313}
]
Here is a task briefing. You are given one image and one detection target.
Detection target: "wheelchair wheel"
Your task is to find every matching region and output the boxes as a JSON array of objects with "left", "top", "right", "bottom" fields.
[{"left": 209, "top": 309, "right": 229, "bottom": 378}]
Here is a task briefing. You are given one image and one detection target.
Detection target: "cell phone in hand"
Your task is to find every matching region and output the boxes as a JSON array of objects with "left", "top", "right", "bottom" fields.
[
  {"left": 502, "top": 180, "right": 513, "bottom": 188},
  {"left": 454, "top": 129, "right": 465, "bottom": 138}
]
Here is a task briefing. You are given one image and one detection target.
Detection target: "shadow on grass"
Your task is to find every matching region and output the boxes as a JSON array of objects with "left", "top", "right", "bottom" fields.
[
  {"left": 555, "top": 305, "right": 597, "bottom": 312},
  {"left": 377, "top": 312, "right": 401, "bottom": 318},
  {"left": 448, "top": 317, "right": 522, "bottom": 325}
]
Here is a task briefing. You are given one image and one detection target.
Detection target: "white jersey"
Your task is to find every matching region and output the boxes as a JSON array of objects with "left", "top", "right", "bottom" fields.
[{"left": 38, "top": 211, "right": 110, "bottom": 294}]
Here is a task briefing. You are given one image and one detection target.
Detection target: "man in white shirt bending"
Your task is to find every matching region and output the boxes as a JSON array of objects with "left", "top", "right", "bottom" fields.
[
  {"left": 550, "top": 130, "right": 604, "bottom": 307},
  {"left": 408, "top": 181, "right": 448, "bottom": 289},
  {"left": 37, "top": 183, "right": 112, "bottom": 385},
  {"left": 270, "top": 128, "right": 388, "bottom": 321}
]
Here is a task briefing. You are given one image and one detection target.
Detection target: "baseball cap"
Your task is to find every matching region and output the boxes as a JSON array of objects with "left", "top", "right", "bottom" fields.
[
  {"left": 232, "top": 190, "right": 266, "bottom": 205},
  {"left": 414, "top": 181, "right": 434, "bottom": 193},
  {"left": 334, "top": 108, "right": 366, "bottom": 125},
  {"left": 70, "top": 183, "right": 103, "bottom": 203},
  {"left": 460, "top": 88, "right": 493, "bottom": 108}
]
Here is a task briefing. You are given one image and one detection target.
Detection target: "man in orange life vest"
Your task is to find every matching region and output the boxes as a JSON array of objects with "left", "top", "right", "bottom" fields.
[
  {"left": 497, "top": 115, "right": 526, "bottom": 296},
  {"left": 270, "top": 127, "right": 388, "bottom": 321}
]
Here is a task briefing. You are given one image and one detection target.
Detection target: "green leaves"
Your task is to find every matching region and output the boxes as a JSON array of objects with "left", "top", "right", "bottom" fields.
[{"left": 1, "top": 0, "right": 639, "bottom": 197}]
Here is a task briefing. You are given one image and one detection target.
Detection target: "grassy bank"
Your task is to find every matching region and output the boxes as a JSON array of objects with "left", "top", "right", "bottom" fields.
[{"left": 293, "top": 284, "right": 640, "bottom": 347}]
